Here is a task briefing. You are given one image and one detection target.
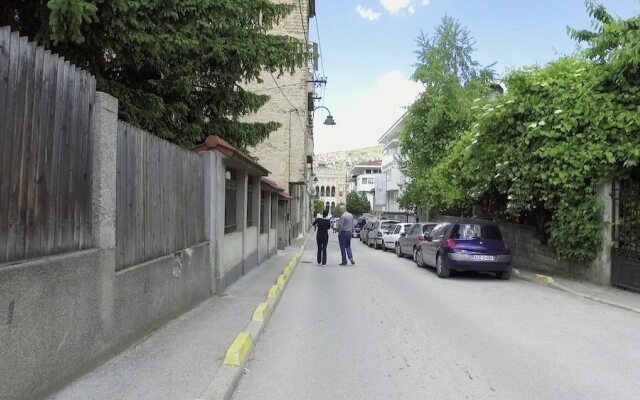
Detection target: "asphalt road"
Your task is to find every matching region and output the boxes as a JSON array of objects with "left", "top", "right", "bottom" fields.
[{"left": 233, "top": 232, "right": 640, "bottom": 400}]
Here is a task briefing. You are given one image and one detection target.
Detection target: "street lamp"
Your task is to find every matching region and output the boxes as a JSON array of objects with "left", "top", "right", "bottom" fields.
[{"left": 313, "top": 106, "right": 336, "bottom": 125}]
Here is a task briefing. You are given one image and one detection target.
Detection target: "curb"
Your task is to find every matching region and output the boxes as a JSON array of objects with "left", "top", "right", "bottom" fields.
[
  {"left": 513, "top": 268, "right": 640, "bottom": 316},
  {"left": 197, "top": 238, "right": 310, "bottom": 400}
]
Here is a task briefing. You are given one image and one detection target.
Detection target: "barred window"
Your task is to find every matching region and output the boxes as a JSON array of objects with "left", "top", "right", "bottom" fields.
[
  {"left": 270, "top": 194, "right": 277, "bottom": 229},
  {"left": 247, "top": 176, "right": 254, "bottom": 227},
  {"left": 260, "top": 190, "right": 268, "bottom": 233},
  {"left": 225, "top": 169, "right": 237, "bottom": 234}
]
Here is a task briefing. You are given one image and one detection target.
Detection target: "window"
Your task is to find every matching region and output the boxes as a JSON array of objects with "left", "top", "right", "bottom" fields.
[
  {"left": 450, "top": 224, "right": 503, "bottom": 240},
  {"left": 321, "top": 186, "right": 325, "bottom": 197},
  {"left": 270, "top": 194, "right": 277, "bottom": 229},
  {"left": 422, "top": 224, "right": 436, "bottom": 234},
  {"left": 339, "top": 191, "right": 343, "bottom": 197},
  {"left": 361, "top": 177, "right": 367, "bottom": 184},
  {"left": 247, "top": 176, "right": 254, "bottom": 227},
  {"left": 409, "top": 224, "right": 421, "bottom": 235},
  {"left": 427, "top": 224, "right": 449, "bottom": 240},
  {"left": 331, "top": 186, "right": 335, "bottom": 196},
  {"left": 225, "top": 169, "right": 237, "bottom": 234},
  {"left": 366, "top": 169, "right": 371, "bottom": 174},
  {"left": 392, "top": 225, "right": 401, "bottom": 234},
  {"left": 260, "top": 191, "right": 268, "bottom": 233}
]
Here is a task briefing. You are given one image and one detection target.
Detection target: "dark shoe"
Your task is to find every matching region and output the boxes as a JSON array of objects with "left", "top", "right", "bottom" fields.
[
  {"left": 350, "top": 259, "right": 355, "bottom": 265},
  {"left": 339, "top": 262, "right": 347, "bottom": 266},
  {"left": 322, "top": 264, "right": 326, "bottom": 266}
]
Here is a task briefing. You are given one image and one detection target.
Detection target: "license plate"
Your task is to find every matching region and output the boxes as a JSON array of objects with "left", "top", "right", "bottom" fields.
[{"left": 470, "top": 255, "right": 496, "bottom": 261}]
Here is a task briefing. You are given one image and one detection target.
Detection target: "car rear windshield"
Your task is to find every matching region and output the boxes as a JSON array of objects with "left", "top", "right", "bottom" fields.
[
  {"left": 450, "top": 224, "right": 503, "bottom": 240},
  {"left": 381, "top": 221, "right": 398, "bottom": 230},
  {"left": 422, "top": 224, "right": 436, "bottom": 234},
  {"left": 357, "top": 220, "right": 366, "bottom": 227}
]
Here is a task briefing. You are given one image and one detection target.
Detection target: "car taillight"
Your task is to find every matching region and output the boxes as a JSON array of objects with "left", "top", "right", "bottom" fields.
[
  {"left": 503, "top": 242, "right": 511, "bottom": 254},
  {"left": 443, "top": 239, "right": 459, "bottom": 250},
  {"left": 418, "top": 235, "right": 425, "bottom": 241}
]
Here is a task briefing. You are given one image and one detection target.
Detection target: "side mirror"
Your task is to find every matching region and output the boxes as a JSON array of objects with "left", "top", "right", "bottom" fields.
[
  {"left": 400, "top": 232, "right": 406, "bottom": 237},
  {"left": 425, "top": 236, "right": 433, "bottom": 242}
]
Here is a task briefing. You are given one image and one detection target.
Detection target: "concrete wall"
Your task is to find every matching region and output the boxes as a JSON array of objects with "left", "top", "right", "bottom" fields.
[
  {"left": 269, "top": 228, "right": 278, "bottom": 256},
  {"left": 0, "top": 243, "right": 210, "bottom": 400},
  {"left": 244, "top": 226, "right": 259, "bottom": 273},
  {"left": 259, "top": 233, "right": 270, "bottom": 264},
  {"left": 220, "top": 232, "right": 244, "bottom": 290}
]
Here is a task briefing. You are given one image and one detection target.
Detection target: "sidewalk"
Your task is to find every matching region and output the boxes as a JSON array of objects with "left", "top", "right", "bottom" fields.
[
  {"left": 46, "top": 238, "right": 307, "bottom": 400},
  {"left": 514, "top": 268, "right": 640, "bottom": 315}
]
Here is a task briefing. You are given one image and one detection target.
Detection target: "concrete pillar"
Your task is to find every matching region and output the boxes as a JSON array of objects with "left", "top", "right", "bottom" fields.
[
  {"left": 203, "top": 151, "right": 223, "bottom": 294},
  {"left": 590, "top": 181, "right": 613, "bottom": 285},
  {"left": 91, "top": 92, "right": 118, "bottom": 249}
]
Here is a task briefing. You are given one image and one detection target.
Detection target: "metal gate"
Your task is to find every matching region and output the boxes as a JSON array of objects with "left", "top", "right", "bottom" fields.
[{"left": 612, "top": 171, "right": 640, "bottom": 292}]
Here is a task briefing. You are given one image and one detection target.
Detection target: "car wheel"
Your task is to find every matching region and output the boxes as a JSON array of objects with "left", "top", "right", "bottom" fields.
[
  {"left": 496, "top": 269, "right": 512, "bottom": 280},
  {"left": 416, "top": 248, "right": 425, "bottom": 267},
  {"left": 395, "top": 243, "right": 403, "bottom": 257},
  {"left": 412, "top": 247, "right": 417, "bottom": 261},
  {"left": 436, "top": 254, "right": 450, "bottom": 278},
  {"left": 381, "top": 241, "right": 387, "bottom": 252}
]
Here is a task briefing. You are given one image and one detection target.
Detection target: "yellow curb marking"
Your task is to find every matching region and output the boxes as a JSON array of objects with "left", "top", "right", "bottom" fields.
[
  {"left": 277, "top": 274, "right": 287, "bottom": 286},
  {"left": 268, "top": 284, "right": 281, "bottom": 299},
  {"left": 284, "top": 265, "right": 292, "bottom": 277},
  {"left": 223, "top": 332, "right": 253, "bottom": 366},
  {"left": 252, "top": 302, "right": 270, "bottom": 322},
  {"left": 534, "top": 273, "right": 555, "bottom": 284}
]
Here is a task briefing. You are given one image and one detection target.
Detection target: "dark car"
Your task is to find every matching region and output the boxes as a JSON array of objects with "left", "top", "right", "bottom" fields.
[
  {"left": 397, "top": 222, "right": 437, "bottom": 259},
  {"left": 415, "top": 221, "right": 513, "bottom": 279},
  {"left": 353, "top": 218, "right": 367, "bottom": 238}
]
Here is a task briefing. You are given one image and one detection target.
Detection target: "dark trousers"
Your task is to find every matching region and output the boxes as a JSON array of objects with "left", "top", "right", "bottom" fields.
[
  {"left": 338, "top": 231, "right": 353, "bottom": 263},
  {"left": 316, "top": 236, "right": 328, "bottom": 265}
]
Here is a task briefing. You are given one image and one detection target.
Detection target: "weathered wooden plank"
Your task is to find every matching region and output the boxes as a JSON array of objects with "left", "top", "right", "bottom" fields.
[
  {"left": 116, "top": 122, "right": 126, "bottom": 269},
  {"left": 6, "top": 36, "right": 29, "bottom": 261},
  {"left": 55, "top": 60, "right": 73, "bottom": 252},
  {"left": 44, "top": 56, "right": 66, "bottom": 255},
  {"left": 24, "top": 45, "right": 45, "bottom": 258},
  {"left": 87, "top": 76, "right": 97, "bottom": 246},
  {"left": 0, "top": 28, "right": 14, "bottom": 263}
]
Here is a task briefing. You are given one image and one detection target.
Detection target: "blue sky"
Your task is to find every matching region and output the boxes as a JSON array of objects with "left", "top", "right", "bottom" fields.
[{"left": 311, "top": 0, "right": 639, "bottom": 153}]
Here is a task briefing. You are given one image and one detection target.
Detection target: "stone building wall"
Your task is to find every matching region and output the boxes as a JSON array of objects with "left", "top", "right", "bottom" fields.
[{"left": 244, "top": 0, "right": 312, "bottom": 188}]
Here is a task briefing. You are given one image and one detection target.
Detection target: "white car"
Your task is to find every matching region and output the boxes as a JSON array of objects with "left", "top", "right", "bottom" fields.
[{"left": 381, "top": 223, "right": 414, "bottom": 252}]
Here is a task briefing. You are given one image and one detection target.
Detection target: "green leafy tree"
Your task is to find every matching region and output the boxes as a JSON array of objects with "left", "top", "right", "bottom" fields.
[
  {"left": 346, "top": 192, "right": 370, "bottom": 216},
  {"left": 399, "top": 4, "right": 640, "bottom": 261},
  {"left": 0, "top": 0, "right": 309, "bottom": 148},
  {"left": 313, "top": 199, "right": 325, "bottom": 215},
  {"left": 399, "top": 15, "right": 493, "bottom": 212}
]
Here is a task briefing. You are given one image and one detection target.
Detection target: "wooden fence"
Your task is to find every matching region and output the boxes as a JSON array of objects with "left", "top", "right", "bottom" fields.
[
  {"left": 0, "top": 27, "right": 95, "bottom": 264},
  {"left": 116, "top": 123, "right": 205, "bottom": 270}
]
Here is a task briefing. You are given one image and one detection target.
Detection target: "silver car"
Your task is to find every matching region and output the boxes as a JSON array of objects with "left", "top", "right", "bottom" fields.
[
  {"left": 367, "top": 220, "right": 400, "bottom": 249},
  {"left": 382, "top": 223, "right": 413, "bottom": 252},
  {"left": 397, "top": 222, "right": 437, "bottom": 259}
]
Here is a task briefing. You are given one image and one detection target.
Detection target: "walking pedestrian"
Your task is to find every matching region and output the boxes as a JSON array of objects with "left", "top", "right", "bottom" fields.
[
  {"left": 336, "top": 205, "right": 355, "bottom": 266},
  {"left": 312, "top": 209, "right": 331, "bottom": 266}
]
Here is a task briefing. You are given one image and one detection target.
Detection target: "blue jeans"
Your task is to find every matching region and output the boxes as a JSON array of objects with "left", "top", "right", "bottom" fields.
[{"left": 338, "top": 231, "right": 353, "bottom": 264}]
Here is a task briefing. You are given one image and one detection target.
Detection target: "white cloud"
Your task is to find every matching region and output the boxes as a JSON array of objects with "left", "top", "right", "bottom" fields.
[
  {"left": 380, "top": 0, "right": 411, "bottom": 14},
  {"left": 379, "top": 0, "right": 430, "bottom": 15},
  {"left": 355, "top": 5, "right": 381, "bottom": 21},
  {"left": 314, "top": 71, "right": 424, "bottom": 154}
]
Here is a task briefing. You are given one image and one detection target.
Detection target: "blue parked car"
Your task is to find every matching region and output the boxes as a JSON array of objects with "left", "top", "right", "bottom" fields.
[{"left": 415, "top": 221, "right": 513, "bottom": 279}]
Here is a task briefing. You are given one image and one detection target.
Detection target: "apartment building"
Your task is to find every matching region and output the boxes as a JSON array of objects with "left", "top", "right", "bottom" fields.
[
  {"left": 243, "top": 0, "right": 317, "bottom": 243},
  {"left": 347, "top": 161, "right": 382, "bottom": 209}
]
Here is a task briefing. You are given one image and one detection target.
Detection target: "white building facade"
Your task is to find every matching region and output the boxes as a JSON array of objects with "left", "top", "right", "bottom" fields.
[
  {"left": 378, "top": 113, "right": 409, "bottom": 214},
  {"left": 347, "top": 162, "right": 382, "bottom": 210}
]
